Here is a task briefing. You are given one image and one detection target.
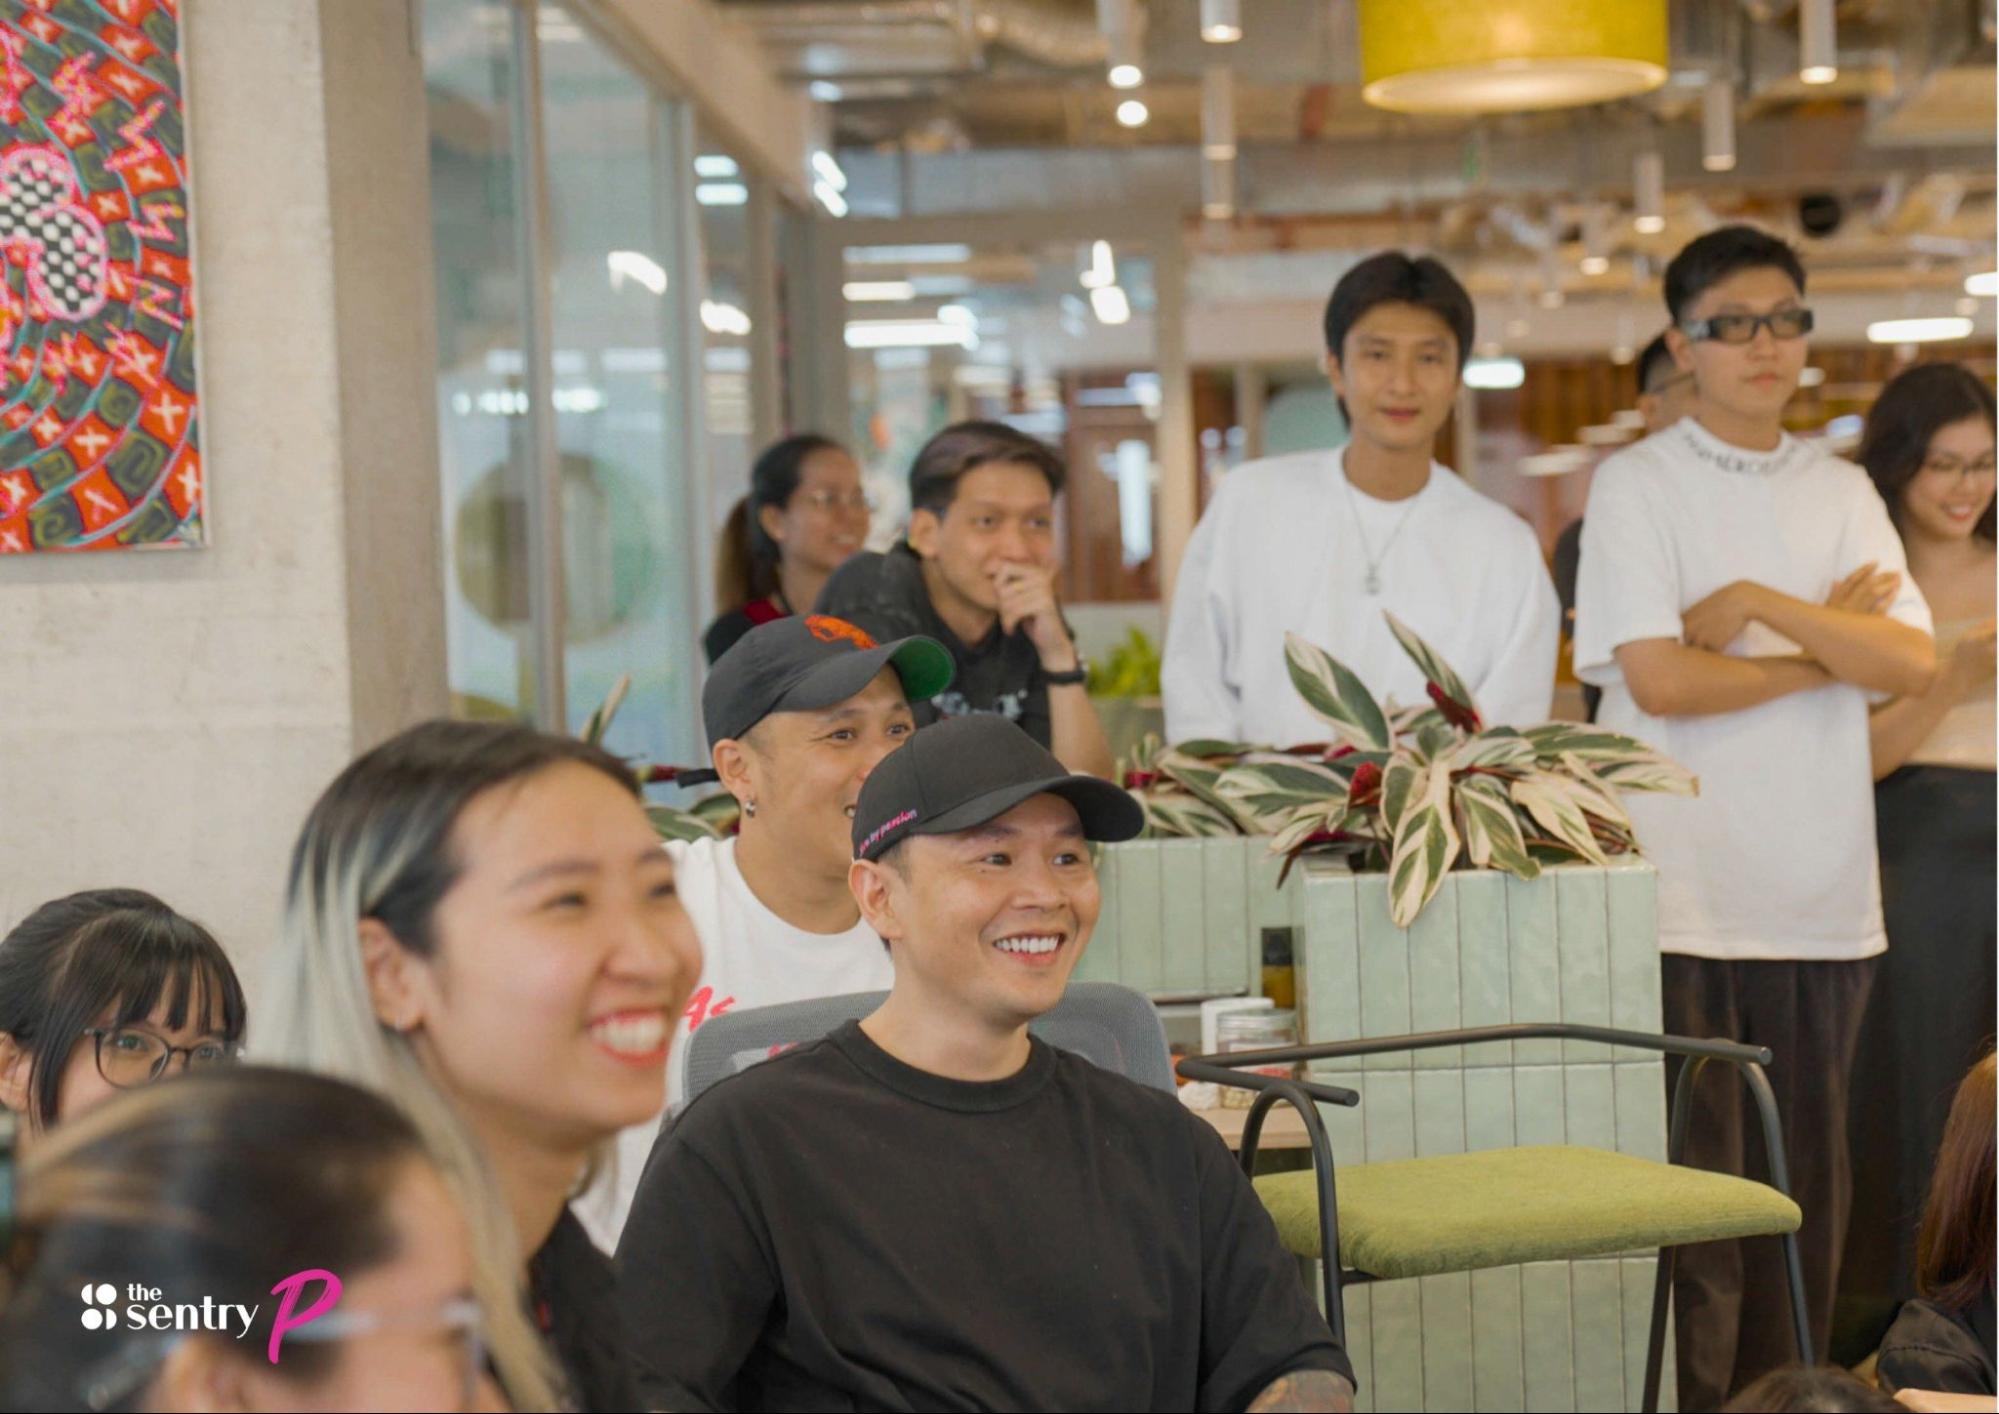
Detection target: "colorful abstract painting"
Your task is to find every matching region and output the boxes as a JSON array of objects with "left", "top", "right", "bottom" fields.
[{"left": 0, "top": 0, "right": 199, "bottom": 553}]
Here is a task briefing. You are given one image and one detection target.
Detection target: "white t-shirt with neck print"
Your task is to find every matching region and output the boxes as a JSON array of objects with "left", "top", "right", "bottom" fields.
[
  {"left": 1573, "top": 417, "right": 1934, "bottom": 962},
  {"left": 574, "top": 834, "right": 894, "bottom": 1250}
]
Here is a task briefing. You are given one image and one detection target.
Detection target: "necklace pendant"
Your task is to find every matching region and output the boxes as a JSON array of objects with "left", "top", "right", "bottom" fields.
[{"left": 1364, "top": 568, "right": 1381, "bottom": 595}]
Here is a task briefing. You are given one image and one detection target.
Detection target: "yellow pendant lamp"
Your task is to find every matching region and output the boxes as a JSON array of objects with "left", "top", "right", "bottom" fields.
[{"left": 1358, "top": 0, "right": 1668, "bottom": 115}]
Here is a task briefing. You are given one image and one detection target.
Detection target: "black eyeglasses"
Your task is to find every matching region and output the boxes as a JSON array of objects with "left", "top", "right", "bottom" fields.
[
  {"left": 84, "top": 1027, "right": 238, "bottom": 1090},
  {"left": 1678, "top": 308, "right": 1814, "bottom": 344}
]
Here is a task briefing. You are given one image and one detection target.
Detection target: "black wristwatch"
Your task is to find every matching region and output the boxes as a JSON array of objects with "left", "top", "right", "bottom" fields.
[{"left": 1042, "top": 665, "right": 1087, "bottom": 686}]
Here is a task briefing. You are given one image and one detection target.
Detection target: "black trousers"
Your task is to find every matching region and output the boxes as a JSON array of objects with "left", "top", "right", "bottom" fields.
[
  {"left": 1662, "top": 954, "right": 1879, "bottom": 1412},
  {"left": 1836, "top": 765, "right": 1997, "bottom": 1362}
]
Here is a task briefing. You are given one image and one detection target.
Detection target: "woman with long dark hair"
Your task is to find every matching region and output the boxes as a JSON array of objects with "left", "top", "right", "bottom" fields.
[
  {"left": 703, "top": 434, "right": 870, "bottom": 664},
  {"left": 0, "top": 889, "right": 245, "bottom": 1139},
  {"left": 1876, "top": 1052, "right": 1996, "bottom": 1396},
  {"left": 1, "top": 1067, "right": 504, "bottom": 1412},
  {"left": 1841, "top": 362, "right": 1997, "bottom": 1356}
]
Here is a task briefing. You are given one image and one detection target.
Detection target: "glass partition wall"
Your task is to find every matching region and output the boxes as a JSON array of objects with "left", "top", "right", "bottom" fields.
[{"left": 423, "top": 0, "right": 780, "bottom": 773}]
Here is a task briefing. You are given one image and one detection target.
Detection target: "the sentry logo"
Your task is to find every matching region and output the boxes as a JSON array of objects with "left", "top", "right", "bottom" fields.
[{"left": 80, "top": 1270, "right": 346, "bottom": 1364}]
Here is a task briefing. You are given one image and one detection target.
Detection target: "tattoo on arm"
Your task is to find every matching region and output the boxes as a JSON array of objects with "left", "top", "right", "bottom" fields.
[{"left": 1246, "top": 1368, "right": 1355, "bottom": 1412}]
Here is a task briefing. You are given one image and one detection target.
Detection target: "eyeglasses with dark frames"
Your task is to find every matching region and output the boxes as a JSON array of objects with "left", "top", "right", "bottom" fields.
[
  {"left": 83, "top": 1027, "right": 239, "bottom": 1090},
  {"left": 1678, "top": 308, "right": 1815, "bottom": 344},
  {"left": 1918, "top": 454, "right": 1997, "bottom": 484}
]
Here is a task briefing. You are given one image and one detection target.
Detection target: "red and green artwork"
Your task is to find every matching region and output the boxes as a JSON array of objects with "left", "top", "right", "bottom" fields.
[{"left": 0, "top": 0, "right": 200, "bottom": 554}]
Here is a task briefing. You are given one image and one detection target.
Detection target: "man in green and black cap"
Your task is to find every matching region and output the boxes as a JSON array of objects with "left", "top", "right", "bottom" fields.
[
  {"left": 618, "top": 714, "right": 1356, "bottom": 1412},
  {"left": 578, "top": 613, "right": 954, "bottom": 1249}
]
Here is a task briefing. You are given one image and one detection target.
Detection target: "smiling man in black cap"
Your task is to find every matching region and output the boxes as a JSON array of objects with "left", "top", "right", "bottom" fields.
[
  {"left": 578, "top": 613, "right": 954, "bottom": 1249},
  {"left": 616, "top": 714, "right": 1355, "bottom": 1413}
]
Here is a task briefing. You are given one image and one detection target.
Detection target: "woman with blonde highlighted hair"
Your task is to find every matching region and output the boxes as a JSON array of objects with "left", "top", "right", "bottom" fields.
[{"left": 263, "top": 720, "right": 702, "bottom": 1411}]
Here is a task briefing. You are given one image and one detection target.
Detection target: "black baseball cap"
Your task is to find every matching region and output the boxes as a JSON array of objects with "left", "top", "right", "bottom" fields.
[
  {"left": 683, "top": 615, "right": 954, "bottom": 784},
  {"left": 851, "top": 714, "right": 1144, "bottom": 861}
]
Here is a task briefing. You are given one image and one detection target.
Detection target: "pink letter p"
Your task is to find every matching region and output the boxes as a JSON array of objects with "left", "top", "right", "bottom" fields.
[{"left": 267, "top": 1268, "right": 343, "bottom": 1365}]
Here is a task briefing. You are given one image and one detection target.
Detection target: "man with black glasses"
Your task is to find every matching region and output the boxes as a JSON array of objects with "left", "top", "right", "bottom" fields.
[{"left": 1573, "top": 225, "right": 1936, "bottom": 1409}]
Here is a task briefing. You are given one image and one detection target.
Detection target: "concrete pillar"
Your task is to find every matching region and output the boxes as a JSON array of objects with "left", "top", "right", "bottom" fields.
[{"left": 0, "top": 0, "right": 445, "bottom": 981}]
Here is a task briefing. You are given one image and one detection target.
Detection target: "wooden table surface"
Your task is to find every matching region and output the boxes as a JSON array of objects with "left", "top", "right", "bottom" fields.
[{"left": 1190, "top": 1102, "right": 1315, "bottom": 1150}]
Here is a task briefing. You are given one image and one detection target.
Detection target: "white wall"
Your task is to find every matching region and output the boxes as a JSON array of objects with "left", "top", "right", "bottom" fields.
[{"left": 0, "top": 0, "right": 445, "bottom": 978}]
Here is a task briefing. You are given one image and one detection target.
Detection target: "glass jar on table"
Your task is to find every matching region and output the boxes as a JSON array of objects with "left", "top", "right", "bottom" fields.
[{"left": 1214, "top": 1008, "right": 1298, "bottom": 1109}]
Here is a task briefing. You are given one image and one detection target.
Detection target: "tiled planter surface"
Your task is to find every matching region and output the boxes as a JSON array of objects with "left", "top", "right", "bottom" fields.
[{"left": 1082, "top": 842, "right": 1677, "bottom": 1412}]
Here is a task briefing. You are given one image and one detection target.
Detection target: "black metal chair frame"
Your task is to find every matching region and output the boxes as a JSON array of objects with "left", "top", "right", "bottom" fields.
[{"left": 1180, "top": 1022, "right": 1810, "bottom": 1414}]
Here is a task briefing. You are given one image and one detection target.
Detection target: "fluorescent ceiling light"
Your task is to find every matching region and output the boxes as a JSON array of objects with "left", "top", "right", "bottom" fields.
[
  {"left": 1798, "top": 366, "right": 1827, "bottom": 387},
  {"left": 847, "top": 244, "right": 972, "bottom": 265},
  {"left": 695, "top": 183, "right": 748, "bottom": 206},
  {"left": 1520, "top": 445, "right": 1591, "bottom": 477},
  {"left": 694, "top": 155, "right": 738, "bottom": 178},
  {"left": 844, "top": 320, "right": 977, "bottom": 350},
  {"left": 808, "top": 80, "right": 843, "bottom": 102},
  {"left": 1463, "top": 356, "right": 1526, "bottom": 390},
  {"left": 844, "top": 281, "right": 916, "bottom": 302},
  {"left": 1867, "top": 317, "right": 1974, "bottom": 344},
  {"left": 937, "top": 304, "right": 977, "bottom": 327},
  {"left": 1580, "top": 255, "right": 1610, "bottom": 276},
  {"left": 605, "top": 250, "right": 666, "bottom": 295},
  {"left": 811, "top": 151, "right": 847, "bottom": 192},
  {"left": 909, "top": 274, "right": 975, "bottom": 296},
  {"left": 1081, "top": 240, "right": 1116, "bottom": 290},
  {"left": 813, "top": 179, "right": 848, "bottom": 218},
  {"left": 1108, "top": 63, "right": 1143, "bottom": 89},
  {"left": 1116, "top": 98, "right": 1149, "bottom": 127},
  {"left": 1090, "top": 285, "right": 1132, "bottom": 325},
  {"left": 1965, "top": 271, "right": 1998, "bottom": 297}
]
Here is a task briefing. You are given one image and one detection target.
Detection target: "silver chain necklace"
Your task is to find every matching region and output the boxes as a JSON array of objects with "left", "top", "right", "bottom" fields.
[{"left": 1341, "top": 470, "right": 1421, "bottom": 596}]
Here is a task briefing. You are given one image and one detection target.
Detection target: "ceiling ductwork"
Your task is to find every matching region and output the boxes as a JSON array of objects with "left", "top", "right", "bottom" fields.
[{"left": 731, "top": 0, "right": 1113, "bottom": 70}]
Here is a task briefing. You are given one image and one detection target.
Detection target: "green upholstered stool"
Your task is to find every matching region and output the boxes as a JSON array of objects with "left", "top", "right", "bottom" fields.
[{"left": 1254, "top": 1144, "right": 1801, "bottom": 1279}]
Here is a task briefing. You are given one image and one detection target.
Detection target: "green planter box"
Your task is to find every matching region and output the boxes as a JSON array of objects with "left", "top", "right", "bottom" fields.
[
  {"left": 1292, "top": 856, "right": 1675, "bottom": 1413},
  {"left": 1080, "top": 841, "right": 1677, "bottom": 1412},
  {"left": 1075, "top": 836, "right": 1295, "bottom": 998}
]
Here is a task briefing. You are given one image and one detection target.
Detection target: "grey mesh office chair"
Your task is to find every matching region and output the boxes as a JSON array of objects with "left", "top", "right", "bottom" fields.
[{"left": 680, "top": 981, "right": 1178, "bottom": 1105}]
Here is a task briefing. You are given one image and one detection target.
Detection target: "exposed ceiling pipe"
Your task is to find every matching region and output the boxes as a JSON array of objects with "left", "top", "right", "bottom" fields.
[{"left": 739, "top": 0, "right": 1112, "bottom": 69}]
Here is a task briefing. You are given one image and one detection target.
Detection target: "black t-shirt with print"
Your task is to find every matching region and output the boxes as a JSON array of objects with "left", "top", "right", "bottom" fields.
[
  {"left": 615, "top": 1021, "right": 1353, "bottom": 1413},
  {"left": 815, "top": 544, "right": 1054, "bottom": 747}
]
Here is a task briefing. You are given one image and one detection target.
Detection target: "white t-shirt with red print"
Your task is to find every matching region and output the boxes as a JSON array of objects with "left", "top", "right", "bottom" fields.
[{"left": 574, "top": 834, "right": 895, "bottom": 1251}]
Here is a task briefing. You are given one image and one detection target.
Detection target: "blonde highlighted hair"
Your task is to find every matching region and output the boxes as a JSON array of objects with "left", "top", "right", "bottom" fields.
[{"left": 262, "top": 719, "right": 643, "bottom": 1412}]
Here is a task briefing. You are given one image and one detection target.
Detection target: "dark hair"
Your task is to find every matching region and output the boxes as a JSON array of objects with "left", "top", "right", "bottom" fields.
[
  {"left": 0, "top": 890, "right": 246, "bottom": 1128},
  {"left": 1637, "top": 333, "right": 1677, "bottom": 396},
  {"left": 1, "top": 1067, "right": 434, "bottom": 1410},
  {"left": 1858, "top": 362, "right": 1998, "bottom": 545},
  {"left": 1916, "top": 1051, "right": 1996, "bottom": 1310},
  {"left": 1722, "top": 1366, "right": 1900, "bottom": 1413},
  {"left": 1322, "top": 251, "right": 1475, "bottom": 370},
  {"left": 285, "top": 719, "right": 640, "bottom": 964},
  {"left": 907, "top": 420, "right": 1065, "bottom": 518},
  {"left": 715, "top": 434, "right": 847, "bottom": 609},
  {"left": 1662, "top": 225, "right": 1807, "bottom": 324}
]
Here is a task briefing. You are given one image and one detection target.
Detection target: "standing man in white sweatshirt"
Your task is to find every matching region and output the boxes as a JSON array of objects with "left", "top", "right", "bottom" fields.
[{"left": 1163, "top": 251, "right": 1558, "bottom": 745}]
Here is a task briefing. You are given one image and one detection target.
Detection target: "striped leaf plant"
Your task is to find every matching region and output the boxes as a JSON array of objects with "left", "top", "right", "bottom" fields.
[{"left": 1119, "top": 614, "right": 1697, "bottom": 927}]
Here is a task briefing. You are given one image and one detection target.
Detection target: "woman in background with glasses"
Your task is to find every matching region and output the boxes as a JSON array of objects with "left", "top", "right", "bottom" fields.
[
  {"left": 704, "top": 433, "right": 873, "bottom": 664},
  {"left": 0, "top": 889, "right": 244, "bottom": 1139},
  {"left": 0, "top": 1067, "right": 504, "bottom": 1412},
  {"left": 1841, "top": 361, "right": 1997, "bottom": 1359}
]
